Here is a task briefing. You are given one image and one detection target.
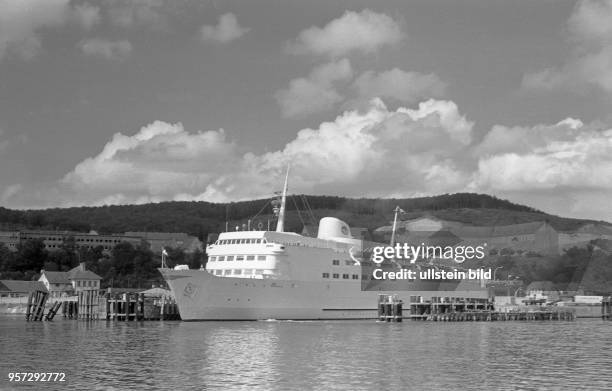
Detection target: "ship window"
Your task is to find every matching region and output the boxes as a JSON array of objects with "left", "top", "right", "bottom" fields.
[
  {"left": 345, "top": 260, "right": 353, "bottom": 266},
  {"left": 352, "top": 274, "right": 359, "bottom": 280},
  {"left": 236, "top": 256, "right": 244, "bottom": 261},
  {"left": 217, "top": 256, "right": 224, "bottom": 261},
  {"left": 246, "top": 255, "right": 255, "bottom": 261},
  {"left": 332, "top": 260, "right": 340, "bottom": 266},
  {"left": 233, "top": 269, "right": 241, "bottom": 275},
  {"left": 322, "top": 273, "right": 330, "bottom": 278},
  {"left": 342, "top": 274, "right": 349, "bottom": 279},
  {"left": 254, "top": 269, "right": 264, "bottom": 275},
  {"left": 225, "top": 256, "right": 233, "bottom": 261},
  {"left": 209, "top": 257, "right": 216, "bottom": 262},
  {"left": 223, "top": 270, "right": 231, "bottom": 276},
  {"left": 332, "top": 273, "right": 339, "bottom": 279},
  {"left": 256, "top": 239, "right": 262, "bottom": 243},
  {"left": 244, "top": 269, "right": 253, "bottom": 275},
  {"left": 261, "top": 239, "right": 267, "bottom": 243},
  {"left": 240, "top": 239, "right": 246, "bottom": 244},
  {"left": 257, "top": 255, "right": 266, "bottom": 261}
]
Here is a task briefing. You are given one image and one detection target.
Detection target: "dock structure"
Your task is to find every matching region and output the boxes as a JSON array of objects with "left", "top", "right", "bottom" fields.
[
  {"left": 407, "top": 296, "right": 575, "bottom": 322},
  {"left": 77, "top": 290, "right": 101, "bottom": 320},
  {"left": 26, "top": 290, "right": 49, "bottom": 321},
  {"left": 378, "top": 294, "right": 403, "bottom": 322},
  {"left": 105, "top": 292, "right": 143, "bottom": 321},
  {"left": 603, "top": 297, "right": 612, "bottom": 320},
  {"left": 102, "top": 289, "right": 180, "bottom": 321},
  {"left": 45, "top": 301, "right": 62, "bottom": 321}
]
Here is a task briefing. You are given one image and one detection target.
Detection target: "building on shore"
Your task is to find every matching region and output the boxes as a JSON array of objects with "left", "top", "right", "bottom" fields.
[
  {"left": 39, "top": 263, "right": 102, "bottom": 298},
  {"left": 0, "top": 280, "right": 47, "bottom": 298}
]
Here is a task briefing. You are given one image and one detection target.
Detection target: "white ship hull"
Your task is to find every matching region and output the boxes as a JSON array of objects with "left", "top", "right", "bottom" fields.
[{"left": 160, "top": 268, "right": 488, "bottom": 321}]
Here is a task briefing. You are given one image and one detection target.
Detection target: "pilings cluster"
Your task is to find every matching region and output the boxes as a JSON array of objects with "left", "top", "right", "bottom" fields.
[
  {"left": 23, "top": 288, "right": 180, "bottom": 322},
  {"left": 377, "top": 294, "right": 403, "bottom": 322},
  {"left": 408, "top": 296, "right": 575, "bottom": 322},
  {"left": 603, "top": 297, "right": 612, "bottom": 320},
  {"left": 26, "top": 290, "right": 49, "bottom": 321}
]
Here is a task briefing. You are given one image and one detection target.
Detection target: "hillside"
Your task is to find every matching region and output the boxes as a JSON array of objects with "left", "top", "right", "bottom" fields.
[{"left": 0, "top": 193, "right": 604, "bottom": 239}]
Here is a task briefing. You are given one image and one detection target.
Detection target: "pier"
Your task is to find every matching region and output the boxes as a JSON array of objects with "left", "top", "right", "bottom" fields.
[
  {"left": 378, "top": 294, "right": 403, "bottom": 322},
  {"left": 23, "top": 288, "right": 180, "bottom": 321},
  {"left": 407, "top": 296, "right": 575, "bottom": 322},
  {"left": 603, "top": 297, "right": 612, "bottom": 320}
]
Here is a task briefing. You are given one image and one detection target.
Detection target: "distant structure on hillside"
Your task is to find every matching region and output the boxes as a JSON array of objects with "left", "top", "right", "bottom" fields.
[
  {"left": 0, "top": 230, "right": 142, "bottom": 252},
  {"left": 0, "top": 229, "right": 203, "bottom": 254},
  {"left": 124, "top": 232, "right": 203, "bottom": 253},
  {"left": 374, "top": 216, "right": 612, "bottom": 256}
]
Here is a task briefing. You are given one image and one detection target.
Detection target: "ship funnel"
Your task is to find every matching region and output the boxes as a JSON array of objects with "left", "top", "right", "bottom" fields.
[{"left": 317, "top": 217, "right": 353, "bottom": 241}]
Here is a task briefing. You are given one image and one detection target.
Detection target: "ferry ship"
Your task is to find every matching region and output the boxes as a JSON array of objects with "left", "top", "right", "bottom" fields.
[{"left": 159, "top": 170, "right": 488, "bottom": 320}]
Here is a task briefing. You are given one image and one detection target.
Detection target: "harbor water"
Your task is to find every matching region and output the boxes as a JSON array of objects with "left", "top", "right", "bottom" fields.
[{"left": 1, "top": 316, "right": 611, "bottom": 390}]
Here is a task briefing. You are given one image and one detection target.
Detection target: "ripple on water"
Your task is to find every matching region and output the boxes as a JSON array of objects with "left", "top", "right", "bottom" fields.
[{"left": 1, "top": 317, "right": 612, "bottom": 390}]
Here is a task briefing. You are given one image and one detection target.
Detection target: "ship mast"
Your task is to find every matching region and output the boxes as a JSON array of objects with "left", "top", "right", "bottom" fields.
[
  {"left": 276, "top": 164, "right": 290, "bottom": 233},
  {"left": 390, "top": 206, "right": 403, "bottom": 246}
]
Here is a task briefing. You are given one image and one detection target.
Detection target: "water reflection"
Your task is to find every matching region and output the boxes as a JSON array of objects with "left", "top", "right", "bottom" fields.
[{"left": 1, "top": 317, "right": 612, "bottom": 390}]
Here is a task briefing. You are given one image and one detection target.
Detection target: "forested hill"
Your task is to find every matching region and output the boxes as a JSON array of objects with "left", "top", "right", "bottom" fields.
[{"left": 0, "top": 193, "right": 604, "bottom": 239}]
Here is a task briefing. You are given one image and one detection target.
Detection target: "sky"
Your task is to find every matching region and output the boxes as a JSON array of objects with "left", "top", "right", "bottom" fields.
[{"left": 0, "top": 0, "right": 611, "bottom": 222}]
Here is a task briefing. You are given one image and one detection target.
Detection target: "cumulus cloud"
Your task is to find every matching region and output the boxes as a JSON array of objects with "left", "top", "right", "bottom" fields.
[
  {"left": 200, "top": 13, "right": 249, "bottom": 44},
  {"left": 2, "top": 98, "right": 474, "bottom": 208},
  {"left": 522, "top": 0, "right": 612, "bottom": 93},
  {"left": 469, "top": 117, "right": 612, "bottom": 219},
  {"left": 106, "top": 0, "right": 167, "bottom": 29},
  {"left": 275, "top": 59, "right": 353, "bottom": 117},
  {"left": 60, "top": 121, "right": 237, "bottom": 204},
  {"left": 472, "top": 120, "right": 612, "bottom": 191},
  {"left": 0, "top": 0, "right": 100, "bottom": 61},
  {"left": 353, "top": 68, "right": 447, "bottom": 104},
  {"left": 70, "top": 3, "right": 101, "bottom": 30},
  {"left": 4, "top": 97, "right": 612, "bottom": 221},
  {"left": 79, "top": 38, "right": 132, "bottom": 60},
  {"left": 289, "top": 9, "right": 404, "bottom": 57}
]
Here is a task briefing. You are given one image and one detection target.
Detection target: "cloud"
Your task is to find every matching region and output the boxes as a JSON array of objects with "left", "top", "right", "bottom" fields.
[
  {"left": 0, "top": 128, "right": 28, "bottom": 154},
  {"left": 70, "top": 3, "right": 101, "bottom": 30},
  {"left": 0, "top": 0, "right": 100, "bottom": 61},
  {"left": 200, "top": 13, "right": 249, "bottom": 44},
  {"left": 106, "top": 0, "right": 167, "bottom": 30},
  {"left": 522, "top": 0, "right": 612, "bottom": 93},
  {"left": 469, "top": 117, "right": 612, "bottom": 219},
  {"left": 274, "top": 59, "right": 353, "bottom": 117},
  {"left": 353, "top": 68, "right": 447, "bottom": 104},
  {"left": 60, "top": 121, "right": 237, "bottom": 204},
  {"left": 5, "top": 98, "right": 612, "bottom": 222},
  {"left": 472, "top": 121, "right": 612, "bottom": 191},
  {"left": 3, "top": 98, "right": 474, "bottom": 208},
  {"left": 289, "top": 9, "right": 404, "bottom": 57},
  {"left": 79, "top": 38, "right": 132, "bottom": 60}
]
